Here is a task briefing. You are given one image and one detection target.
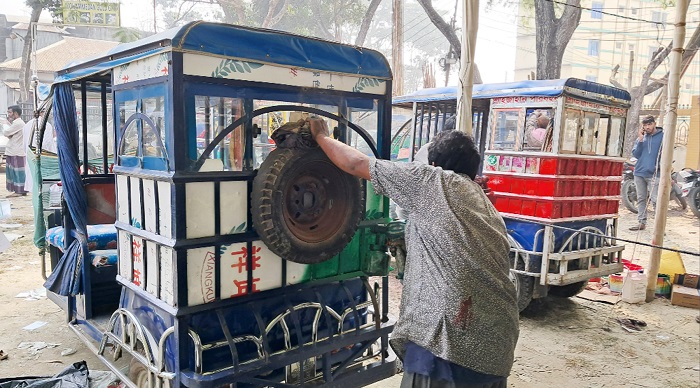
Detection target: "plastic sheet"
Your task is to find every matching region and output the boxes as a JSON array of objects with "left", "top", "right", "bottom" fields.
[{"left": 0, "top": 361, "right": 89, "bottom": 388}]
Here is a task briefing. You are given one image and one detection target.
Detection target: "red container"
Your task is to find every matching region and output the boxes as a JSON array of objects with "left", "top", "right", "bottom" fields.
[
  {"left": 552, "top": 202, "right": 562, "bottom": 218},
  {"left": 508, "top": 198, "right": 523, "bottom": 214},
  {"left": 612, "top": 162, "right": 623, "bottom": 176},
  {"left": 572, "top": 201, "right": 582, "bottom": 217},
  {"left": 564, "top": 180, "right": 575, "bottom": 196},
  {"left": 583, "top": 180, "right": 593, "bottom": 196},
  {"left": 609, "top": 181, "right": 621, "bottom": 196},
  {"left": 582, "top": 200, "right": 592, "bottom": 215},
  {"left": 488, "top": 175, "right": 509, "bottom": 193},
  {"left": 598, "top": 181, "right": 606, "bottom": 196},
  {"left": 591, "top": 180, "right": 601, "bottom": 196},
  {"left": 601, "top": 160, "right": 611, "bottom": 176},
  {"left": 524, "top": 178, "right": 538, "bottom": 195},
  {"left": 540, "top": 158, "right": 557, "bottom": 175},
  {"left": 564, "top": 158, "right": 577, "bottom": 175},
  {"left": 593, "top": 160, "right": 603, "bottom": 176},
  {"left": 561, "top": 201, "right": 572, "bottom": 218},
  {"left": 607, "top": 200, "right": 619, "bottom": 214},
  {"left": 521, "top": 200, "right": 536, "bottom": 216},
  {"left": 510, "top": 177, "right": 525, "bottom": 194},
  {"left": 598, "top": 200, "right": 608, "bottom": 215},
  {"left": 535, "top": 201, "right": 553, "bottom": 218},
  {"left": 554, "top": 181, "right": 566, "bottom": 196},
  {"left": 537, "top": 179, "right": 556, "bottom": 196},
  {"left": 495, "top": 196, "right": 509, "bottom": 212},
  {"left": 573, "top": 180, "right": 584, "bottom": 196},
  {"left": 557, "top": 158, "right": 568, "bottom": 175},
  {"left": 575, "top": 159, "right": 587, "bottom": 176}
]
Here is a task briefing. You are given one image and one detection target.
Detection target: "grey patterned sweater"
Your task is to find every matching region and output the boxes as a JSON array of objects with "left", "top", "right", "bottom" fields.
[{"left": 369, "top": 159, "right": 519, "bottom": 377}]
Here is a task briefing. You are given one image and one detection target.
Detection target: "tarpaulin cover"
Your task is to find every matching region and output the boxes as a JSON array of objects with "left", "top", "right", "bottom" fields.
[
  {"left": 44, "top": 83, "right": 88, "bottom": 296},
  {"left": 0, "top": 361, "right": 89, "bottom": 388},
  {"left": 57, "top": 21, "right": 391, "bottom": 81},
  {"left": 393, "top": 78, "right": 631, "bottom": 106}
]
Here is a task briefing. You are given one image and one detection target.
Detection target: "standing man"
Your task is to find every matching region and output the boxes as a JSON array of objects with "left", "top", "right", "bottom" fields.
[
  {"left": 307, "top": 117, "right": 519, "bottom": 387},
  {"left": 630, "top": 115, "right": 664, "bottom": 231},
  {"left": 4, "top": 105, "right": 27, "bottom": 197}
]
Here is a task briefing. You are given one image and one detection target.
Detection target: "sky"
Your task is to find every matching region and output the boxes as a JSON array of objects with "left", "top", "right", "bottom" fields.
[{"left": 0, "top": 0, "right": 518, "bottom": 84}]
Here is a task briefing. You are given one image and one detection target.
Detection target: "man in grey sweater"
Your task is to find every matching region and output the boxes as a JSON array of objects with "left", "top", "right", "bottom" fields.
[{"left": 630, "top": 115, "right": 664, "bottom": 231}]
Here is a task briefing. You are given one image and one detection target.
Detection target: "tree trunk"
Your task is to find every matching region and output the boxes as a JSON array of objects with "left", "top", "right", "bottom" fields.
[
  {"left": 355, "top": 0, "right": 381, "bottom": 46},
  {"left": 217, "top": 0, "right": 247, "bottom": 24},
  {"left": 261, "top": 0, "right": 289, "bottom": 29},
  {"left": 19, "top": 6, "right": 42, "bottom": 104},
  {"left": 533, "top": 0, "right": 581, "bottom": 80}
]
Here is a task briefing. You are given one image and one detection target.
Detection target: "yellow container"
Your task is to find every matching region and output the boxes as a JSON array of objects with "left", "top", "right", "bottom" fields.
[{"left": 659, "top": 250, "right": 685, "bottom": 278}]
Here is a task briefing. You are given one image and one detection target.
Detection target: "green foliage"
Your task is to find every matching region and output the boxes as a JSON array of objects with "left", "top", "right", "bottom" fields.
[
  {"left": 212, "top": 59, "right": 264, "bottom": 78},
  {"left": 352, "top": 77, "right": 384, "bottom": 93},
  {"left": 24, "top": 0, "right": 63, "bottom": 22},
  {"left": 113, "top": 28, "right": 141, "bottom": 43}
]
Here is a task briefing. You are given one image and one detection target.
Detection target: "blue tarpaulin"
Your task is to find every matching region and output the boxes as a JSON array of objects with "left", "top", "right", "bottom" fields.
[{"left": 44, "top": 83, "right": 88, "bottom": 297}]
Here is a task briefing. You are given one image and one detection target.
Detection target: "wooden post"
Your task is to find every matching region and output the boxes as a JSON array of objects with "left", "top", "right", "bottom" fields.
[
  {"left": 392, "top": 0, "right": 404, "bottom": 97},
  {"left": 646, "top": 0, "right": 689, "bottom": 302}
]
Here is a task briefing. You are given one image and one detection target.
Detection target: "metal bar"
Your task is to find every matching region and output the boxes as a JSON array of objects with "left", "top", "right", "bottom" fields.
[
  {"left": 101, "top": 82, "right": 108, "bottom": 173},
  {"left": 216, "top": 309, "right": 241, "bottom": 373},
  {"left": 540, "top": 225, "right": 553, "bottom": 286}
]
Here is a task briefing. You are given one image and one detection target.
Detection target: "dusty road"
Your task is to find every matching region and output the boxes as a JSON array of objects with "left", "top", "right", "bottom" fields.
[{"left": 0, "top": 176, "right": 698, "bottom": 386}]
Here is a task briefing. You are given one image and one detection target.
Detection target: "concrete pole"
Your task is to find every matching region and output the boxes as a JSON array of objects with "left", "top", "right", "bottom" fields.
[
  {"left": 645, "top": 0, "right": 689, "bottom": 302},
  {"left": 456, "top": 0, "right": 479, "bottom": 136},
  {"left": 392, "top": 0, "right": 404, "bottom": 97}
]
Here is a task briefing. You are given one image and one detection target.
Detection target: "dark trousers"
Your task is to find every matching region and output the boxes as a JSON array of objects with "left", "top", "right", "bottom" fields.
[{"left": 400, "top": 372, "right": 507, "bottom": 388}]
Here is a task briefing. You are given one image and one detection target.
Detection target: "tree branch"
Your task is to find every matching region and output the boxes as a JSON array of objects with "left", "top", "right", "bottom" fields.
[{"left": 415, "top": 0, "right": 461, "bottom": 59}]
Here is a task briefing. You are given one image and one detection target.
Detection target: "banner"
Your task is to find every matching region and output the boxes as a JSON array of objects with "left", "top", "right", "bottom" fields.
[{"left": 62, "top": 0, "right": 121, "bottom": 27}]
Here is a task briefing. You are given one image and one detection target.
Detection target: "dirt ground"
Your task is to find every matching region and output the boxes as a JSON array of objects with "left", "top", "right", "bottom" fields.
[{"left": 0, "top": 173, "right": 698, "bottom": 386}]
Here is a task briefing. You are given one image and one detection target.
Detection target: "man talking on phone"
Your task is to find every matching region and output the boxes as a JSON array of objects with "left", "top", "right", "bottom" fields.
[{"left": 630, "top": 115, "right": 663, "bottom": 231}]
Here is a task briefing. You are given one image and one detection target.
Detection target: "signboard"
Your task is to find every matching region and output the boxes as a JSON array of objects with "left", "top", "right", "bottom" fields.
[{"left": 63, "top": 0, "right": 121, "bottom": 27}]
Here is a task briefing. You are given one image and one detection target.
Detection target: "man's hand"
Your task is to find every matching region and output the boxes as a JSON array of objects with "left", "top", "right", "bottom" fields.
[
  {"left": 638, "top": 127, "right": 645, "bottom": 141},
  {"left": 307, "top": 117, "right": 330, "bottom": 141}
]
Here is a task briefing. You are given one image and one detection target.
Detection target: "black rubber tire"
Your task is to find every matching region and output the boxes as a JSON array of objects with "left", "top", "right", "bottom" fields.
[
  {"left": 689, "top": 187, "right": 700, "bottom": 218},
  {"left": 548, "top": 281, "right": 588, "bottom": 298},
  {"left": 251, "top": 147, "right": 364, "bottom": 264},
  {"left": 509, "top": 250, "right": 534, "bottom": 312},
  {"left": 621, "top": 179, "right": 638, "bottom": 213}
]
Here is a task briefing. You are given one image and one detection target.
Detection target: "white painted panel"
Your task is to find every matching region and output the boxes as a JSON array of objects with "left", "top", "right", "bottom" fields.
[
  {"left": 252, "top": 242, "right": 282, "bottom": 292},
  {"left": 185, "top": 182, "right": 215, "bottom": 239},
  {"left": 131, "top": 237, "right": 145, "bottom": 289},
  {"left": 157, "top": 181, "right": 172, "bottom": 238},
  {"left": 220, "top": 243, "right": 250, "bottom": 300},
  {"left": 116, "top": 175, "right": 129, "bottom": 223},
  {"left": 220, "top": 181, "right": 247, "bottom": 234},
  {"left": 187, "top": 247, "right": 216, "bottom": 306},
  {"left": 160, "top": 246, "right": 174, "bottom": 306},
  {"left": 146, "top": 241, "right": 159, "bottom": 296},
  {"left": 286, "top": 261, "right": 311, "bottom": 286},
  {"left": 118, "top": 231, "right": 131, "bottom": 280},
  {"left": 143, "top": 180, "right": 157, "bottom": 234},
  {"left": 114, "top": 53, "right": 169, "bottom": 85},
  {"left": 183, "top": 53, "right": 387, "bottom": 95},
  {"left": 130, "top": 178, "right": 142, "bottom": 229}
]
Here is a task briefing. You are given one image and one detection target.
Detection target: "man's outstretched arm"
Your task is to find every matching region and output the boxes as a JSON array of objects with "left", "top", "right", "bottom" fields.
[{"left": 307, "top": 117, "right": 371, "bottom": 180}]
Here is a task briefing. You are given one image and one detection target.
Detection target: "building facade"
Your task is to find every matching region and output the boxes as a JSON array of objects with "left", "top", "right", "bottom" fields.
[{"left": 514, "top": 0, "right": 700, "bottom": 108}]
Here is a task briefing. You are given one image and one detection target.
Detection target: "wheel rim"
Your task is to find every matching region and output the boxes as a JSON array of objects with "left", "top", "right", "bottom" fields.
[{"left": 282, "top": 160, "right": 351, "bottom": 243}]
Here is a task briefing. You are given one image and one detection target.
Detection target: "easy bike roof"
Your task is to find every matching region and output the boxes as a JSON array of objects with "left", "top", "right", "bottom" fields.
[
  {"left": 54, "top": 21, "right": 392, "bottom": 84},
  {"left": 392, "top": 78, "right": 631, "bottom": 108}
]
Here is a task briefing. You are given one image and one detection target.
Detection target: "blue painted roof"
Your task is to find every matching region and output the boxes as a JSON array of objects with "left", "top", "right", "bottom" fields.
[
  {"left": 56, "top": 21, "right": 391, "bottom": 83},
  {"left": 393, "top": 79, "right": 631, "bottom": 105}
]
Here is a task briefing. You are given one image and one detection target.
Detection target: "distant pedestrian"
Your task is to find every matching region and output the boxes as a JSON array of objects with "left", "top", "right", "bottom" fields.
[
  {"left": 4, "top": 105, "right": 27, "bottom": 197},
  {"left": 630, "top": 115, "right": 663, "bottom": 231}
]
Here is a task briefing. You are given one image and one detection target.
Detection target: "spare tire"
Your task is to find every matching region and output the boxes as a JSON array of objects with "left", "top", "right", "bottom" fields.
[{"left": 251, "top": 147, "right": 364, "bottom": 264}]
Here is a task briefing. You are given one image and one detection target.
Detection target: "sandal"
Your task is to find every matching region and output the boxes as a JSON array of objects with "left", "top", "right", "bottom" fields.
[{"left": 0, "top": 350, "right": 8, "bottom": 360}]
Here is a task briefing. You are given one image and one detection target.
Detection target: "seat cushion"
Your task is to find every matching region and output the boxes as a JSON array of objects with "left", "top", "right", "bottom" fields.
[
  {"left": 90, "top": 249, "right": 118, "bottom": 268},
  {"left": 46, "top": 224, "right": 118, "bottom": 252}
]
